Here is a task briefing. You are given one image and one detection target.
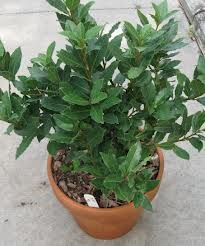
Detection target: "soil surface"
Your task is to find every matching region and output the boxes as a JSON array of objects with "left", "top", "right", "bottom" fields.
[{"left": 52, "top": 150, "right": 159, "bottom": 208}]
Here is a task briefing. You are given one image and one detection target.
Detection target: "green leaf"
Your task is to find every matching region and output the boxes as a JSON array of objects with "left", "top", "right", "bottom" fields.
[
  {"left": 104, "top": 175, "right": 124, "bottom": 189},
  {"left": 5, "top": 124, "right": 14, "bottom": 135},
  {"left": 90, "top": 79, "right": 107, "bottom": 104},
  {"left": 154, "top": 102, "right": 175, "bottom": 121},
  {"left": 100, "top": 152, "right": 118, "bottom": 172},
  {"left": 126, "top": 142, "right": 142, "bottom": 172},
  {"left": 154, "top": 87, "right": 172, "bottom": 107},
  {"left": 108, "top": 22, "right": 121, "bottom": 37},
  {"left": 189, "top": 137, "right": 203, "bottom": 152},
  {"left": 58, "top": 49, "right": 83, "bottom": 68},
  {"left": 49, "top": 131, "right": 72, "bottom": 143},
  {"left": 66, "top": 0, "right": 80, "bottom": 11},
  {"left": 106, "top": 34, "right": 123, "bottom": 60},
  {"left": 154, "top": 122, "right": 173, "bottom": 133},
  {"left": 197, "top": 55, "right": 205, "bottom": 74},
  {"left": 78, "top": 1, "right": 95, "bottom": 19},
  {"left": 90, "top": 105, "right": 104, "bottom": 124},
  {"left": 197, "top": 97, "right": 205, "bottom": 105},
  {"left": 133, "top": 192, "right": 144, "bottom": 208},
  {"left": 63, "top": 107, "right": 90, "bottom": 120},
  {"left": 141, "top": 195, "right": 153, "bottom": 212},
  {"left": 91, "top": 91, "right": 107, "bottom": 104},
  {"left": 192, "top": 112, "right": 205, "bottom": 131},
  {"left": 28, "top": 66, "right": 47, "bottom": 81},
  {"left": 16, "top": 134, "right": 35, "bottom": 159},
  {"left": 0, "top": 92, "right": 12, "bottom": 120},
  {"left": 116, "top": 183, "right": 134, "bottom": 201},
  {"left": 103, "top": 61, "right": 118, "bottom": 82},
  {"left": 48, "top": 66, "right": 60, "bottom": 83},
  {"left": 46, "top": 0, "right": 67, "bottom": 13},
  {"left": 141, "top": 82, "right": 156, "bottom": 111},
  {"left": 128, "top": 67, "right": 143, "bottom": 79},
  {"left": 137, "top": 9, "right": 149, "bottom": 25},
  {"left": 190, "top": 79, "right": 205, "bottom": 98},
  {"left": 101, "top": 96, "right": 121, "bottom": 110},
  {"left": 9, "top": 47, "right": 22, "bottom": 77},
  {"left": 142, "top": 180, "right": 160, "bottom": 193},
  {"left": 152, "top": 0, "right": 168, "bottom": 25},
  {"left": 47, "top": 41, "right": 56, "bottom": 58},
  {"left": 104, "top": 113, "right": 118, "bottom": 124},
  {"left": 159, "top": 142, "right": 174, "bottom": 150},
  {"left": 85, "top": 26, "right": 102, "bottom": 40},
  {"left": 41, "top": 97, "right": 68, "bottom": 112},
  {"left": 15, "top": 117, "right": 39, "bottom": 136},
  {"left": 173, "top": 145, "right": 190, "bottom": 160},
  {"left": 113, "top": 73, "right": 125, "bottom": 85},
  {"left": 87, "top": 126, "right": 105, "bottom": 147},
  {"left": 62, "top": 86, "right": 89, "bottom": 106},
  {"left": 0, "top": 40, "right": 5, "bottom": 57},
  {"left": 124, "top": 22, "right": 140, "bottom": 44},
  {"left": 47, "top": 141, "right": 65, "bottom": 155},
  {"left": 53, "top": 114, "right": 73, "bottom": 131},
  {"left": 78, "top": 164, "right": 104, "bottom": 177},
  {"left": 154, "top": 132, "right": 166, "bottom": 143}
]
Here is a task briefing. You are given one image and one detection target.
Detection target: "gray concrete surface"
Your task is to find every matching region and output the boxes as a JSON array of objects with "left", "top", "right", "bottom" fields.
[{"left": 0, "top": 1, "right": 205, "bottom": 246}]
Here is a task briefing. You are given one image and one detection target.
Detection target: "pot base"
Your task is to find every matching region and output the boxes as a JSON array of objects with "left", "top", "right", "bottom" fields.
[{"left": 47, "top": 149, "right": 164, "bottom": 239}]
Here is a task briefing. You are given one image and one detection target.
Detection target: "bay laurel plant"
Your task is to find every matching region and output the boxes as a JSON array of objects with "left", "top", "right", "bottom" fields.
[{"left": 0, "top": 0, "right": 205, "bottom": 210}]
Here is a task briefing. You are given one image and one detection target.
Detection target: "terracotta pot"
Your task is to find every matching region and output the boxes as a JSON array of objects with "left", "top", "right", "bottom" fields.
[{"left": 47, "top": 148, "right": 164, "bottom": 240}]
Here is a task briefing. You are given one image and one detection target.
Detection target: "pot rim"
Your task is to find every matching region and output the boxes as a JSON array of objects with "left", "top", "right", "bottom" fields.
[{"left": 47, "top": 148, "right": 164, "bottom": 213}]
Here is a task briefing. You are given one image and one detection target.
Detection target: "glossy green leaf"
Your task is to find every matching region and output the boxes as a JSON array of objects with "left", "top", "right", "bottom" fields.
[
  {"left": 62, "top": 86, "right": 89, "bottom": 106},
  {"left": 90, "top": 105, "right": 104, "bottom": 123},
  {"left": 141, "top": 195, "right": 153, "bottom": 211},
  {"left": 173, "top": 145, "right": 190, "bottom": 160},
  {"left": 16, "top": 134, "right": 35, "bottom": 159},
  {"left": 0, "top": 40, "right": 5, "bottom": 57},
  {"left": 100, "top": 152, "right": 118, "bottom": 172},
  {"left": 192, "top": 112, "right": 205, "bottom": 131},
  {"left": 9, "top": 47, "right": 22, "bottom": 77},
  {"left": 101, "top": 96, "right": 121, "bottom": 110},
  {"left": 197, "top": 97, "right": 205, "bottom": 105},
  {"left": 159, "top": 142, "right": 174, "bottom": 150},
  {"left": 87, "top": 127, "right": 105, "bottom": 147},
  {"left": 46, "top": 0, "right": 67, "bottom": 13},
  {"left": 197, "top": 55, "right": 205, "bottom": 74},
  {"left": 85, "top": 26, "right": 102, "bottom": 40},
  {"left": 53, "top": 114, "right": 73, "bottom": 131},
  {"left": 133, "top": 192, "right": 144, "bottom": 208},
  {"left": 47, "top": 41, "right": 56, "bottom": 58},
  {"left": 128, "top": 67, "right": 143, "bottom": 79},
  {"left": 41, "top": 97, "right": 68, "bottom": 112},
  {"left": 104, "top": 175, "right": 124, "bottom": 189},
  {"left": 66, "top": 0, "right": 80, "bottom": 11},
  {"left": 47, "top": 141, "right": 65, "bottom": 155},
  {"left": 137, "top": 9, "right": 149, "bottom": 25},
  {"left": 126, "top": 142, "right": 142, "bottom": 172},
  {"left": 58, "top": 49, "right": 83, "bottom": 68},
  {"left": 104, "top": 113, "right": 118, "bottom": 124},
  {"left": 189, "top": 137, "right": 203, "bottom": 152}
]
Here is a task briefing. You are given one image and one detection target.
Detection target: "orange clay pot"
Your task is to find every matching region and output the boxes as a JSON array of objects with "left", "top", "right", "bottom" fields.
[{"left": 47, "top": 148, "right": 164, "bottom": 240}]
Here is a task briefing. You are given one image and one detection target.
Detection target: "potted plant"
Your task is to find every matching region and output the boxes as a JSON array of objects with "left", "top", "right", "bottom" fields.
[{"left": 0, "top": 0, "right": 205, "bottom": 240}]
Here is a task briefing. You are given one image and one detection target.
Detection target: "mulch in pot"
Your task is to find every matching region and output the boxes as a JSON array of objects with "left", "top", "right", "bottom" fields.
[{"left": 52, "top": 150, "right": 159, "bottom": 208}]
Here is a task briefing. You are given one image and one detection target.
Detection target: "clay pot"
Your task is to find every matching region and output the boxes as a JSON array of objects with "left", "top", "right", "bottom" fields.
[{"left": 47, "top": 148, "right": 164, "bottom": 240}]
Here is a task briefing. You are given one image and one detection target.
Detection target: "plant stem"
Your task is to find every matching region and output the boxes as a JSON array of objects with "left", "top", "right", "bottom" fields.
[
  {"left": 156, "top": 128, "right": 205, "bottom": 146},
  {"left": 81, "top": 48, "right": 91, "bottom": 82}
]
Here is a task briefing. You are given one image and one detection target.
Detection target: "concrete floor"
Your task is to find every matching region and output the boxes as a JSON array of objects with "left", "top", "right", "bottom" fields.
[{"left": 0, "top": 0, "right": 205, "bottom": 245}]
